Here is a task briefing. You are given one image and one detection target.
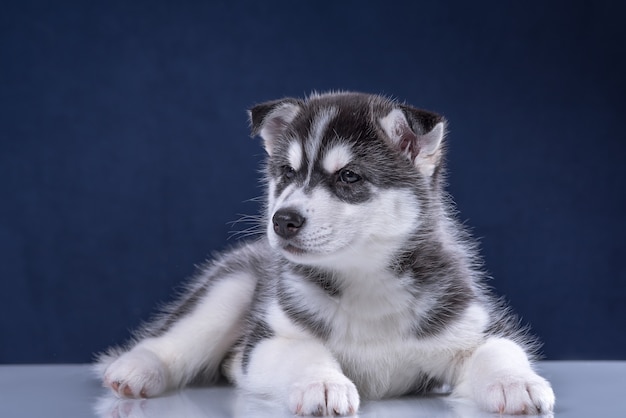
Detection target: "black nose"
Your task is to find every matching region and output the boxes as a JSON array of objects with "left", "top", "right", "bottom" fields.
[{"left": 272, "top": 209, "right": 305, "bottom": 239}]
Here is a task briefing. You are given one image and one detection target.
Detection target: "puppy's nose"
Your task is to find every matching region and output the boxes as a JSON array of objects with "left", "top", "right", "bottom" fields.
[{"left": 272, "top": 209, "right": 305, "bottom": 239}]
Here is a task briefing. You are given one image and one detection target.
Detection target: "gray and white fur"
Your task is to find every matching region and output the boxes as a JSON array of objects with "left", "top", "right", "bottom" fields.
[{"left": 95, "top": 92, "right": 555, "bottom": 416}]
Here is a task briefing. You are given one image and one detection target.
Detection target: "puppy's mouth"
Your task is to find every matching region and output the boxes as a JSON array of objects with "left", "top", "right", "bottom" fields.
[{"left": 282, "top": 243, "right": 308, "bottom": 255}]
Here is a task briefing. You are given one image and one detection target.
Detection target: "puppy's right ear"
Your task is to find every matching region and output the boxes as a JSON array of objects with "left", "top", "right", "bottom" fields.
[{"left": 249, "top": 98, "right": 301, "bottom": 155}]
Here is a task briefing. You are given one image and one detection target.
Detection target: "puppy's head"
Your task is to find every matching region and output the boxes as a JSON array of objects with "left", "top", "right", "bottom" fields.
[{"left": 250, "top": 92, "right": 446, "bottom": 270}]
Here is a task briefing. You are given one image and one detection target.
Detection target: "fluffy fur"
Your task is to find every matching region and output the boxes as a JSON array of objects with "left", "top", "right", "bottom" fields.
[{"left": 95, "top": 92, "right": 555, "bottom": 416}]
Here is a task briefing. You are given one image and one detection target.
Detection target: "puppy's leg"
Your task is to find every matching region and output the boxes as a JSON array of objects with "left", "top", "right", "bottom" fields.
[
  {"left": 97, "top": 272, "right": 256, "bottom": 398},
  {"left": 237, "top": 337, "right": 359, "bottom": 416},
  {"left": 454, "top": 337, "right": 555, "bottom": 414}
]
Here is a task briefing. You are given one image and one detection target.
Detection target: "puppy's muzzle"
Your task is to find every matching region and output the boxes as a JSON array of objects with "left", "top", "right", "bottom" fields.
[{"left": 272, "top": 209, "right": 305, "bottom": 239}]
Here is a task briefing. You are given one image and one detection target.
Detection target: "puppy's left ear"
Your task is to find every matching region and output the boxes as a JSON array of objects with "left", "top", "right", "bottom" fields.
[
  {"left": 379, "top": 106, "right": 446, "bottom": 177},
  {"left": 249, "top": 98, "right": 301, "bottom": 156}
]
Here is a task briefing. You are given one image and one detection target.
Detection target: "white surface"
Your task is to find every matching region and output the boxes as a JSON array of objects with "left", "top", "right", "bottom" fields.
[{"left": 0, "top": 361, "right": 624, "bottom": 417}]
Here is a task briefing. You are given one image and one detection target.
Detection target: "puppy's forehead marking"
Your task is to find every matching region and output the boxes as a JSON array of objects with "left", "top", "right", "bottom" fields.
[
  {"left": 322, "top": 144, "right": 353, "bottom": 174},
  {"left": 288, "top": 141, "right": 303, "bottom": 170},
  {"left": 305, "top": 106, "right": 338, "bottom": 180}
]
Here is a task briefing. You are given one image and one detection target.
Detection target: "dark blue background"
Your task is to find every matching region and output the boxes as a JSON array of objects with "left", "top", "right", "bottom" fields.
[{"left": 1, "top": 0, "right": 624, "bottom": 363}]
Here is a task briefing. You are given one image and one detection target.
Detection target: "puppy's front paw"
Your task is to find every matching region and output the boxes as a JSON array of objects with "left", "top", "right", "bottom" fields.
[
  {"left": 103, "top": 347, "right": 169, "bottom": 398},
  {"left": 475, "top": 371, "right": 555, "bottom": 415},
  {"left": 288, "top": 374, "right": 360, "bottom": 416}
]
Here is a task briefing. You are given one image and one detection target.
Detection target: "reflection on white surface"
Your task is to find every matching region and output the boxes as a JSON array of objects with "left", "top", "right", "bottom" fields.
[
  {"left": 0, "top": 363, "right": 614, "bottom": 418},
  {"left": 94, "top": 386, "right": 237, "bottom": 418},
  {"left": 93, "top": 388, "right": 516, "bottom": 418}
]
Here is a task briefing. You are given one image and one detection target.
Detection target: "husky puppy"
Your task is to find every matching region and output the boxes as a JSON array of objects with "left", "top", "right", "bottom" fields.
[{"left": 96, "top": 92, "right": 555, "bottom": 416}]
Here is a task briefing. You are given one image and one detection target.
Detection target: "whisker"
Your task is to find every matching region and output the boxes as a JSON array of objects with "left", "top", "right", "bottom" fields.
[
  {"left": 227, "top": 227, "right": 265, "bottom": 241},
  {"left": 227, "top": 214, "right": 264, "bottom": 227},
  {"left": 227, "top": 211, "right": 265, "bottom": 241},
  {"left": 243, "top": 196, "right": 265, "bottom": 204}
]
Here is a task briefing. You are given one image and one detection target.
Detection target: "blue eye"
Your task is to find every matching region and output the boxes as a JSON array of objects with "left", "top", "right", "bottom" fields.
[{"left": 339, "top": 169, "right": 361, "bottom": 184}]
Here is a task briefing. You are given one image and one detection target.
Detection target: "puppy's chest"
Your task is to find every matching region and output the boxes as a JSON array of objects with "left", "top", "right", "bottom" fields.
[
  {"left": 328, "top": 285, "right": 415, "bottom": 342},
  {"left": 294, "top": 270, "right": 419, "bottom": 340},
  {"left": 309, "top": 273, "right": 408, "bottom": 336},
  {"left": 324, "top": 279, "right": 434, "bottom": 397}
]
